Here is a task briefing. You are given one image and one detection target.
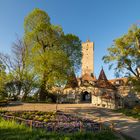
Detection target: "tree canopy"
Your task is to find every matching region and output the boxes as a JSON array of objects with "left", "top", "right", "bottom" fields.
[
  {"left": 0, "top": 8, "right": 82, "bottom": 101},
  {"left": 103, "top": 25, "right": 140, "bottom": 92},
  {"left": 24, "top": 8, "right": 81, "bottom": 101},
  {"left": 0, "top": 61, "right": 7, "bottom": 99}
]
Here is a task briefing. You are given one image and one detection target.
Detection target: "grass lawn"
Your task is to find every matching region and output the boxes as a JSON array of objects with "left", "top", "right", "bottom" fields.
[
  {"left": 0, "top": 118, "right": 119, "bottom": 140},
  {"left": 114, "top": 108, "right": 140, "bottom": 120}
]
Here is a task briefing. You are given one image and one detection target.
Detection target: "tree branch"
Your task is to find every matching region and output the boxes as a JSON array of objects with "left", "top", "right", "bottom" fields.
[{"left": 127, "top": 65, "right": 138, "bottom": 77}]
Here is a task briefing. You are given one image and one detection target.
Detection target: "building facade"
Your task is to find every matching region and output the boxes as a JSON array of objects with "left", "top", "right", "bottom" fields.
[{"left": 60, "top": 40, "right": 140, "bottom": 109}]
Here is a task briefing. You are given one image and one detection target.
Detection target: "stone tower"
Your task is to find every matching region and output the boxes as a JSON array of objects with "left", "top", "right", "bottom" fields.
[{"left": 82, "top": 40, "right": 94, "bottom": 76}]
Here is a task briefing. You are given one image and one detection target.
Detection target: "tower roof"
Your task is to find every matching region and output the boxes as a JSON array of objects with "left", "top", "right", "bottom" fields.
[
  {"left": 98, "top": 68, "right": 108, "bottom": 81},
  {"left": 65, "top": 71, "right": 78, "bottom": 89},
  {"left": 96, "top": 68, "right": 116, "bottom": 89}
]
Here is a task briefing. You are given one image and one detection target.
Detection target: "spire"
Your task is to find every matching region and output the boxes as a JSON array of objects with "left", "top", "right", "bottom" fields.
[
  {"left": 96, "top": 68, "right": 116, "bottom": 89},
  {"left": 98, "top": 68, "right": 108, "bottom": 81},
  {"left": 65, "top": 71, "right": 78, "bottom": 89}
]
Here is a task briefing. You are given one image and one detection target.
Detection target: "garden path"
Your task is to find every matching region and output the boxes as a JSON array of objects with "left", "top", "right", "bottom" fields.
[
  {"left": 1, "top": 103, "right": 140, "bottom": 140},
  {"left": 64, "top": 105, "right": 140, "bottom": 140}
]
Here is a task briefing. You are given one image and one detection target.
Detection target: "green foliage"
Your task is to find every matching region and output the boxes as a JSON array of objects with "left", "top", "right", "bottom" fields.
[
  {"left": 0, "top": 8, "right": 82, "bottom": 101},
  {"left": 133, "top": 105, "right": 140, "bottom": 113},
  {"left": 0, "top": 118, "right": 118, "bottom": 140},
  {"left": 0, "top": 61, "right": 8, "bottom": 99},
  {"left": 103, "top": 25, "right": 140, "bottom": 91},
  {"left": 30, "top": 48, "right": 70, "bottom": 86},
  {"left": 24, "top": 8, "right": 50, "bottom": 33},
  {"left": 128, "top": 77, "right": 140, "bottom": 92},
  {"left": 103, "top": 25, "right": 140, "bottom": 75},
  {"left": 0, "top": 38, "right": 39, "bottom": 101},
  {"left": 24, "top": 8, "right": 81, "bottom": 101},
  {"left": 24, "top": 9, "right": 67, "bottom": 87},
  {"left": 0, "top": 117, "right": 46, "bottom": 140},
  {"left": 62, "top": 34, "right": 82, "bottom": 72},
  {"left": 114, "top": 108, "right": 140, "bottom": 120}
]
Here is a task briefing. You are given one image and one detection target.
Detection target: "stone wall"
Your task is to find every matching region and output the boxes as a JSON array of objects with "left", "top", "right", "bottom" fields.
[
  {"left": 92, "top": 95, "right": 116, "bottom": 109},
  {"left": 82, "top": 40, "right": 94, "bottom": 75},
  {"left": 91, "top": 88, "right": 119, "bottom": 109},
  {"left": 118, "top": 86, "right": 140, "bottom": 107}
]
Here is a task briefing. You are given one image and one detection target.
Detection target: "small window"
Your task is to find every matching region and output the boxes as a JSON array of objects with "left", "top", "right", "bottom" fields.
[{"left": 115, "top": 80, "right": 120, "bottom": 85}]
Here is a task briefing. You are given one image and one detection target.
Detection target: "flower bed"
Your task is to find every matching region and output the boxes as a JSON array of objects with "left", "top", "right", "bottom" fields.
[
  {"left": 0, "top": 110, "right": 100, "bottom": 133},
  {"left": 0, "top": 117, "right": 119, "bottom": 140}
]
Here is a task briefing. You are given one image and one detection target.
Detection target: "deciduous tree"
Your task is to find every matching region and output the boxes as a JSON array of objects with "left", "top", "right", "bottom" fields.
[
  {"left": 0, "top": 61, "right": 7, "bottom": 99},
  {"left": 24, "top": 8, "right": 81, "bottom": 101},
  {"left": 103, "top": 25, "right": 140, "bottom": 92},
  {"left": 0, "top": 38, "right": 38, "bottom": 101}
]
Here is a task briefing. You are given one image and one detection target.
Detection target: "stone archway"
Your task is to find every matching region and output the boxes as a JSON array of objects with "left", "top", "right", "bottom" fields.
[{"left": 81, "top": 91, "right": 91, "bottom": 103}]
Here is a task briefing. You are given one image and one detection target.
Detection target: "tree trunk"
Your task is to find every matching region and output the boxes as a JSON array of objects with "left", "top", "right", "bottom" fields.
[
  {"left": 17, "top": 81, "right": 22, "bottom": 96},
  {"left": 39, "top": 73, "right": 47, "bottom": 101},
  {"left": 22, "top": 92, "right": 28, "bottom": 101}
]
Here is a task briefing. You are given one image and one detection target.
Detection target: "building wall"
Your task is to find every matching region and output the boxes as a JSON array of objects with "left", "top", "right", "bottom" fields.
[
  {"left": 92, "top": 95, "right": 116, "bottom": 109},
  {"left": 82, "top": 40, "right": 94, "bottom": 75},
  {"left": 62, "top": 84, "right": 139, "bottom": 108},
  {"left": 118, "top": 86, "right": 140, "bottom": 107},
  {"left": 91, "top": 88, "right": 117, "bottom": 109}
]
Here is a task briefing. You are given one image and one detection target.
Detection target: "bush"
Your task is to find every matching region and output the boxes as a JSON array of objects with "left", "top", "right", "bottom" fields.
[
  {"left": 133, "top": 105, "right": 140, "bottom": 113},
  {"left": 24, "top": 96, "right": 35, "bottom": 102},
  {"left": 46, "top": 98, "right": 53, "bottom": 103},
  {"left": 0, "top": 99, "right": 9, "bottom": 105},
  {"left": 115, "top": 108, "right": 140, "bottom": 120}
]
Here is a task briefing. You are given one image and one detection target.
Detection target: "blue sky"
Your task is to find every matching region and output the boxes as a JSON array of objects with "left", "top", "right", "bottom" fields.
[{"left": 0, "top": 0, "right": 140, "bottom": 79}]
